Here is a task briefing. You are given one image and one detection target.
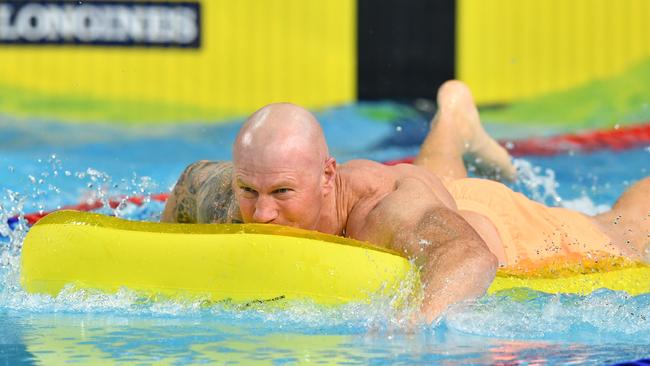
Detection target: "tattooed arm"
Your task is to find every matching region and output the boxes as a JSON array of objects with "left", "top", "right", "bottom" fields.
[
  {"left": 161, "top": 160, "right": 241, "bottom": 223},
  {"left": 161, "top": 160, "right": 210, "bottom": 223}
]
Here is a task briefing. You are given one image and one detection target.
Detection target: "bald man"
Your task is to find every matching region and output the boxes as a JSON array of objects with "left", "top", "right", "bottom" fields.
[{"left": 163, "top": 81, "right": 650, "bottom": 322}]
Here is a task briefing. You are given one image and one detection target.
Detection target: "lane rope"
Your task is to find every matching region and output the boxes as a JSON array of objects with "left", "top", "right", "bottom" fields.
[
  {"left": 385, "top": 122, "right": 650, "bottom": 165},
  {"left": 6, "top": 194, "right": 169, "bottom": 230}
]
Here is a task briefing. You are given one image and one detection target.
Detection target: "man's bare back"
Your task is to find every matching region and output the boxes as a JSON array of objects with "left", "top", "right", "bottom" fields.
[{"left": 334, "top": 160, "right": 503, "bottom": 259}]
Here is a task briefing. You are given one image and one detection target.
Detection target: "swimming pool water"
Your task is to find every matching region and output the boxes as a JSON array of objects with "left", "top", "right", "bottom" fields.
[{"left": 1, "top": 104, "right": 650, "bottom": 365}]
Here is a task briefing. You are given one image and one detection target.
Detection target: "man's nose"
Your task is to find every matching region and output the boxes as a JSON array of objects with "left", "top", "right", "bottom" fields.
[{"left": 252, "top": 195, "right": 278, "bottom": 223}]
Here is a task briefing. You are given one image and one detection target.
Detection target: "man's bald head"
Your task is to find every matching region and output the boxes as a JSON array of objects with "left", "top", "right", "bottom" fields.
[
  {"left": 232, "top": 103, "right": 337, "bottom": 230},
  {"left": 233, "top": 103, "right": 329, "bottom": 169}
]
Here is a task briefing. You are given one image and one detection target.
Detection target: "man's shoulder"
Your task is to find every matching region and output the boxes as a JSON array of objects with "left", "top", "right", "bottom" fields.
[
  {"left": 341, "top": 160, "right": 445, "bottom": 189},
  {"left": 338, "top": 159, "right": 395, "bottom": 191},
  {"left": 339, "top": 159, "right": 386, "bottom": 170},
  {"left": 350, "top": 162, "right": 456, "bottom": 216}
]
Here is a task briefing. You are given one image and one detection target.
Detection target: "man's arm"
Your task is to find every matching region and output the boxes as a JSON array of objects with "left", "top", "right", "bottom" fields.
[
  {"left": 359, "top": 178, "right": 497, "bottom": 322},
  {"left": 161, "top": 160, "right": 239, "bottom": 223},
  {"left": 161, "top": 160, "right": 209, "bottom": 223}
]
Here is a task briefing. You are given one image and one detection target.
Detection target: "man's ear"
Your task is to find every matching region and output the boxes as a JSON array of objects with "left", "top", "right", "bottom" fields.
[{"left": 322, "top": 157, "right": 337, "bottom": 194}]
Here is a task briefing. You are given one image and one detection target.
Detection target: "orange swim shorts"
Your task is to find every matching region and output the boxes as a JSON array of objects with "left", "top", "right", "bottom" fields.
[{"left": 446, "top": 178, "right": 625, "bottom": 271}]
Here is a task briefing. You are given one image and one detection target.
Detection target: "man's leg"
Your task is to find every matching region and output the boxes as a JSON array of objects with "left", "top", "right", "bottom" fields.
[
  {"left": 595, "top": 177, "right": 650, "bottom": 260},
  {"left": 414, "top": 80, "right": 516, "bottom": 183}
]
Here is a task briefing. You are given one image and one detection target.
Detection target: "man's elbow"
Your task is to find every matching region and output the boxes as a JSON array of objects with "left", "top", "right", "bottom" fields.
[
  {"left": 437, "top": 239, "right": 498, "bottom": 287},
  {"left": 464, "top": 244, "right": 498, "bottom": 285},
  {"left": 477, "top": 248, "right": 498, "bottom": 275}
]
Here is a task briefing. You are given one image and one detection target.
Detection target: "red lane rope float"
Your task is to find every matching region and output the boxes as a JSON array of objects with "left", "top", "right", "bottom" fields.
[
  {"left": 9, "top": 122, "right": 650, "bottom": 227},
  {"left": 508, "top": 122, "right": 650, "bottom": 156},
  {"left": 14, "top": 193, "right": 170, "bottom": 226},
  {"left": 385, "top": 122, "right": 650, "bottom": 165}
]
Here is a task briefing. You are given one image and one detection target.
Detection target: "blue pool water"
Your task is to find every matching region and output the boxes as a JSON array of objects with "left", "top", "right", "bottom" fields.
[{"left": 1, "top": 104, "right": 650, "bottom": 364}]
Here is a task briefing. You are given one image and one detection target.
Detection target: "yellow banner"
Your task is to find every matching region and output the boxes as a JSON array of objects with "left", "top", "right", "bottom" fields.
[
  {"left": 0, "top": 0, "right": 356, "bottom": 123},
  {"left": 457, "top": 0, "right": 650, "bottom": 105}
]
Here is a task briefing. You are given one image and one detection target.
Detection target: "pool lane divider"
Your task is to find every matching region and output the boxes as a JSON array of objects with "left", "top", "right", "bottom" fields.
[
  {"left": 5, "top": 193, "right": 169, "bottom": 229},
  {"left": 4, "top": 122, "right": 650, "bottom": 229},
  {"left": 385, "top": 122, "right": 650, "bottom": 165}
]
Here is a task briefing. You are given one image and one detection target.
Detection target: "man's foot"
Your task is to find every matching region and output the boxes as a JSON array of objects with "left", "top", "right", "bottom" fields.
[{"left": 435, "top": 80, "right": 516, "bottom": 181}]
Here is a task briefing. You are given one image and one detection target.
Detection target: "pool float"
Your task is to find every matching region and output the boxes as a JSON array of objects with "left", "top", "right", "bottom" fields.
[
  {"left": 21, "top": 210, "right": 414, "bottom": 304},
  {"left": 21, "top": 211, "right": 650, "bottom": 304}
]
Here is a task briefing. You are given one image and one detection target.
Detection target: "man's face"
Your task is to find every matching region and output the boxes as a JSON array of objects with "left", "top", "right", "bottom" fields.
[{"left": 233, "top": 153, "right": 325, "bottom": 230}]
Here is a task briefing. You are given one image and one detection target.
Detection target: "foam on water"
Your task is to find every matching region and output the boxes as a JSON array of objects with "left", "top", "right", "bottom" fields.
[
  {"left": 512, "top": 157, "right": 612, "bottom": 215},
  {"left": 445, "top": 290, "right": 650, "bottom": 340},
  {"left": 0, "top": 263, "right": 423, "bottom": 339}
]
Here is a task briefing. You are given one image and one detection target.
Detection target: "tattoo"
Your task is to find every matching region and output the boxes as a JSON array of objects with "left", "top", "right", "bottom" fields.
[
  {"left": 162, "top": 160, "right": 240, "bottom": 224},
  {"left": 175, "top": 196, "right": 197, "bottom": 223},
  {"left": 197, "top": 164, "right": 241, "bottom": 224}
]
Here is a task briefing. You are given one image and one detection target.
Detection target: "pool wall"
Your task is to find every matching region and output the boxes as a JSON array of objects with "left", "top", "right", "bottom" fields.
[{"left": 0, "top": 0, "right": 649, "bottom": 126}]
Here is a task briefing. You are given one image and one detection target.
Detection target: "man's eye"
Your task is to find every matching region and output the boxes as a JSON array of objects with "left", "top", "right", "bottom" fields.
[
  {"left": 240, "top": 187, "right": 256, "bottom": 194},
  {"left": 274, "top": 188, "right": 291, "bottom": 194}
]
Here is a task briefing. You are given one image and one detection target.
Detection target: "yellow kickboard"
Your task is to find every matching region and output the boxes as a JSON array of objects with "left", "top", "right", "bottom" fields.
[
  {"left": 21, "top": 211, "right": 414, "bottom": 304},
  {"left": 21, "top": 211, "right": 650, "bottom": 304}
]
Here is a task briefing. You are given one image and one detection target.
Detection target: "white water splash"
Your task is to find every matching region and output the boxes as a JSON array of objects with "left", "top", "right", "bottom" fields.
[
  {"left": 445, "top": 291, "right": 650, "bottom": 339},
  {"left": 1, "top": 158, "right": 165, "bottom": 306},
  {"left": 513, "top": 159, "right": 563, "bottom": 206},
  {"left": 0, "top": 271, "right": 424, "bottom": 333},
  {"left": 0, "top": 189, "right": 29, "bottom": 254},
  {"left": 513, "top": 158, "right": 607, "bottom": 215},
  {"left": 559, "top": 195, "right": 610, "bottom": 215}
]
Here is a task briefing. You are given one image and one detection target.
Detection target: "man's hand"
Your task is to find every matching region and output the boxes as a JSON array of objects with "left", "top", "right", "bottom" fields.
[{"left": 413, "top": 208, "right": 497, "bottom": 322}]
